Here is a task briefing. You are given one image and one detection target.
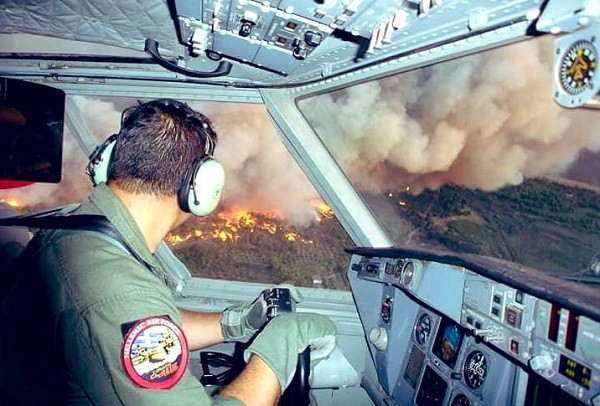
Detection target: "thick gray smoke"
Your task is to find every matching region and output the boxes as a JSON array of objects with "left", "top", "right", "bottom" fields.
[
  {"left": 301, "top": 37, "right": 600, "bottom": 194},
  {"left": 2, "top": 37, "right": 598, "bottom": 218},
  {"left": 188, "top": 102, "right": 320, "bottom": 225},
  {"left": 0, "top": 97, "right": 320, "bottom": 224}
]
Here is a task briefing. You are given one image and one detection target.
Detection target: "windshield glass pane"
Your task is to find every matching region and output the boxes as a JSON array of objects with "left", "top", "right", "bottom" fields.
[
  {"left": 299, "top": 36, "right": 600, "bottom": 283},
  {"left": 0, "top": 97, "right": 352, "bottom": 289}
]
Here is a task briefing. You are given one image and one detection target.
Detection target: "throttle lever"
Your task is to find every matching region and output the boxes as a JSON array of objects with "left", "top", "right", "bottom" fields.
[
  {"left": 265, "top": 288, "right": 310, "bottom": 406},
  {"left": 264, "top": 287, "right": 294, "bottom": 319}
]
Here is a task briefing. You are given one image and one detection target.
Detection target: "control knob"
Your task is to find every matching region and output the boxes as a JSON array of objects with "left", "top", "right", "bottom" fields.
[
  {"left": 529, "top": 351, "right": 554, "bottom": 372},
  {"left": 473, "top": 327, "right": 504, "bottom": 343},
  {"left": 369, "top": 327, "right": 388, "bottom": 351}
]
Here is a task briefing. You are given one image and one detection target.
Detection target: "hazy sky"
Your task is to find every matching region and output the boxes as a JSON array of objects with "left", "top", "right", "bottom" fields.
[{"left": 302, "top": 36, "right": 600, "bottom": 194}]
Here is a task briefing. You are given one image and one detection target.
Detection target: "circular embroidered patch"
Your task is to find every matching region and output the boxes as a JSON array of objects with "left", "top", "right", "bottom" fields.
[{"left": 121, "top": 316, "right": 188, "bottom": 389}]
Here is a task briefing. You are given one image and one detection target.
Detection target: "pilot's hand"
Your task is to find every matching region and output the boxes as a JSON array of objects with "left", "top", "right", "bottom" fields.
[
  {"left": 220, "top": 284, "right": 303, "bottom": 342},
  {"left": 244, "top": 313, "right": 337, "bottom": 390}
]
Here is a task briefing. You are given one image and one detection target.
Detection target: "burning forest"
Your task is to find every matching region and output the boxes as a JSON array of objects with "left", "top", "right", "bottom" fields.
[
  {"left": 0, "top": 198, "right": 22, "bottom": 210},
  {"left": 167, "top": 201, "right": 334, "bottom": 245},
  {"left": 168, "top": 202, "right": 352, "bottom": 290},
  {"left": 0, "top": 193, "right": 353, "bottom": 289}
]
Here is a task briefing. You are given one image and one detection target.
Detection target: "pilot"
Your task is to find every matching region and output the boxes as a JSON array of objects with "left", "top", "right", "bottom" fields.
[{"left": 0, "top": 99, "right": 336, "bottom": 405}]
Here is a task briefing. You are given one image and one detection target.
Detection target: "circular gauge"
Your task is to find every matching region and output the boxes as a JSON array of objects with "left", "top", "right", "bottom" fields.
[
  {"left": 414, "top": 313, "right": 432, "bottom": 346},
  {"left": 451, "top": 394, "right": 471, "bottom": 406},
  {"left": 463, "top": 350, "right": 488, "bottom": 389},
  {"left": 559, "top": 40, "right": 597, "bottom": 95},
  {"left": 401, "top": 261, "right": 415, "bottom": 285}
]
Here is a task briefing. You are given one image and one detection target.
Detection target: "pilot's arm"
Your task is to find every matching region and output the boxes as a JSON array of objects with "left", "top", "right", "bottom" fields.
[
  {"left": 67, "top": 293, "right": 334, "bottom": 406},
  {"left": 176, "top": 287, "right": 335, "bottom": 405},
  {"left": 219, "top": 313, "right": 337, "bottom": 405},
  {"left": 64, "top": 288, "right": 218, "bottom": 404},
  {"left": 61, "top": 244, "right": 334, "bottom": 405},
  {"left": 178, "top": 309, "right": 225, "bottom": 349},
  {"left": 178, "top": 286, "right": 303, "bottom": 350}
]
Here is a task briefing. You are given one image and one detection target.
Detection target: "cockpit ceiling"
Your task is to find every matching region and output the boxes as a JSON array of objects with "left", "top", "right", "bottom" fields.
[
  {"left": 0, "top": 0, "right": 181, "bottom": 55},
  {"left": 0, "top": 0, "right": 549, "bottom": 87}
]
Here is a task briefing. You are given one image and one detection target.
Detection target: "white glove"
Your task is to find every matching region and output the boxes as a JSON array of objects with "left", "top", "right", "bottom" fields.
[
  {"left": 220, "top": 285, "right": 303, "bottom": 342},
  {"left": 244, "top": 313, "right": 337, "bottom": 390}
]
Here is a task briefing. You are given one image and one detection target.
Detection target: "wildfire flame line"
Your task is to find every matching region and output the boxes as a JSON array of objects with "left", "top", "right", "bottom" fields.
[
  {"left": 312, "top": 200, "right": 334, "bottom": 221},
  {"left": 0, "top": 196, "right": 335, "bottom": 246},
  {"left": 167, "top": 203, "right": 334, "bottom": 246},
  {"left": 0, "top": 198, "right": 24, "bottom": 210}
]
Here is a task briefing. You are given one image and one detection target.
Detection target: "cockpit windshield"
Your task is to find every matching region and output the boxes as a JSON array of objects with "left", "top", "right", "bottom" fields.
[{"left": 298, "top": 36, "right": 600, "bottom": 285}]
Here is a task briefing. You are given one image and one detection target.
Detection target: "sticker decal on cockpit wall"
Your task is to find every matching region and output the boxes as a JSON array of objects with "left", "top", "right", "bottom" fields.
[{"left": 121, "top": 316, "right": 188, "bottom": 389}]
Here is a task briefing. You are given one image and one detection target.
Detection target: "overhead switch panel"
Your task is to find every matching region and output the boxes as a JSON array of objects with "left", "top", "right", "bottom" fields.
[
  {"left": 173, "top": 0, "right": 407, "bottom": 75},
  {"left": 172, "top": 0, "right": 420, "bottom": 75},
  {"left": 174, "top": 0, "right": 342, "bottom": 74}
]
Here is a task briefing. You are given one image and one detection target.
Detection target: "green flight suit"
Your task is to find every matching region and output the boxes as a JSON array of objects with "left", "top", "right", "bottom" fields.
[{"left": 0, "top": 184, "right": 241, "bottom": 405}]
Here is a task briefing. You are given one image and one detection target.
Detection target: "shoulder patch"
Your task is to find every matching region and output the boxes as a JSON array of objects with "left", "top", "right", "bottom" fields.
[{"left": 121, "top": 316, "right": 188, "bottom": 389}]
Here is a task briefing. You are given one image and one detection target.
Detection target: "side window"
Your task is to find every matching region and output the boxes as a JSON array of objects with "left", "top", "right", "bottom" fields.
[
  {"left": 0, "top": 112, "right": 90, "bottom": 212},
  {"left": 0, "top": 96, "right": 352, "bottom": 290},
  {"left": 169, "top": 102, "right": 352, "bottom": 290}
]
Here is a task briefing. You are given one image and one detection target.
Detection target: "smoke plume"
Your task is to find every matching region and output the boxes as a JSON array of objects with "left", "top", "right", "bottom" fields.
[
  {"left": 0, "top": 97, "right": 320, "bottom": 224},
  {"left": 2, "top": 36, "right": 598, "bottom": 219},
  {"left": 188, "top": 102, "right": 320, "bottom": 225},
  {"left": 301, "top": 37, "right": 600, "bottom": 194}
]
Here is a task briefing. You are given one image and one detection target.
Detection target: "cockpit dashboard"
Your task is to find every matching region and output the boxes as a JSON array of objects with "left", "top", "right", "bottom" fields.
[{"left": 348, "top": 247, "right": 600, "bottom": 406}]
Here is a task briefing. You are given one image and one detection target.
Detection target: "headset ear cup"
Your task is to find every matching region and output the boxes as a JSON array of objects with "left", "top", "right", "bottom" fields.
[
  {"left": 87, "top": 135, "right": 118, "bottom": 186},
  {"left": 179, "top": 158, "right": 225, "bottom": 216},
  {"left": 177, "top": 162, "right": 195, "bottom": 213}
]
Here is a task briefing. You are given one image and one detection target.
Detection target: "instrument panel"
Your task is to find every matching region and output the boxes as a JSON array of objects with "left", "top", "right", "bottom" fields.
[
  {"left": 347, "top": 248, "right": 600, "bottom": 406},
  {"left": 401, "top": 310, "right": 514, "bottom": 406}
]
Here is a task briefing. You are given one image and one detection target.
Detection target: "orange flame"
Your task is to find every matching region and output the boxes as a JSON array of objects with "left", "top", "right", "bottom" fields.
[
  {"left": 310, "top": 200, "right": 334, "bottom": 222},
  {"left": 0, "top": 198, "right": 22, "bottom": 209},
  {"left": 167, "top": 205, "right": 331, "bottom": 246}
]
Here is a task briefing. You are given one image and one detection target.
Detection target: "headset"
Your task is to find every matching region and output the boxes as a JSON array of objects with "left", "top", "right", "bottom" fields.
[{"left": 86, "top": 103, "right": 225, "bottom": 217}]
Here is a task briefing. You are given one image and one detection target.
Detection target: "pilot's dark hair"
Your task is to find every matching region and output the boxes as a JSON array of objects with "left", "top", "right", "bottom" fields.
[{"left": 108, "top": 99, "right": 218, "bottom": 196}]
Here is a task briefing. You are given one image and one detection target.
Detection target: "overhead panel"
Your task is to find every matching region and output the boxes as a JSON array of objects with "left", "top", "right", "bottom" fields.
[
  {"left": 173, "top": 0, "right": 203, "bottom": 21},
  {"left": 278, "top": 0, "right": 349, "bottom": 26},
  {"left": 173, "top": 0, "right": 413, "bottom": 75},
  {"left": 0, "top": 0, "right": 559, "bottom": 88},
  {"left": 174, "top": 0, "right": 344, "bottom": 74},
  {"left": 168, "top": 0, "right": 553, "bottom": 84}
]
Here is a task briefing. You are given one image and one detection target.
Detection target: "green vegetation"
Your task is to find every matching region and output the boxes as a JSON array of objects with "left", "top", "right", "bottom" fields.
[
  {"left": 170, "top": 211, "right": 352, "bottom": 290},
  {"left": 397, "top": 178, "right": 599, "bottom": 276},
  {"left": 170, "top": 178, "right": 598, "bottom": 287}
]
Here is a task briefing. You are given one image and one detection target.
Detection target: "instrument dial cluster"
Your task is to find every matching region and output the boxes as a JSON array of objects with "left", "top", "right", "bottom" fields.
[
  {"left": 450, "top": 393, "right": 471, "bottom": 406},
  {"left": 414, "top": 312, "right": 433, "bottom": 346},
  {"left": 463, "top": 350, "right": 488, "bottom": 389}
]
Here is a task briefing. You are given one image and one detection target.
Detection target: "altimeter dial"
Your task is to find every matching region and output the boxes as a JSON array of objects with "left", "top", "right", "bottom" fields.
[
  {"left": 401, "top": 261, "right": 415, "bottom": 285},
  {"left": 414, "top": 313, "right": 432, "bottom": 346},
  {"left": 451, "top": 394, "right": 471, "bottom": 406},
  {"left": 463, "top": 350, "right": 488, "bottom": 389}
]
